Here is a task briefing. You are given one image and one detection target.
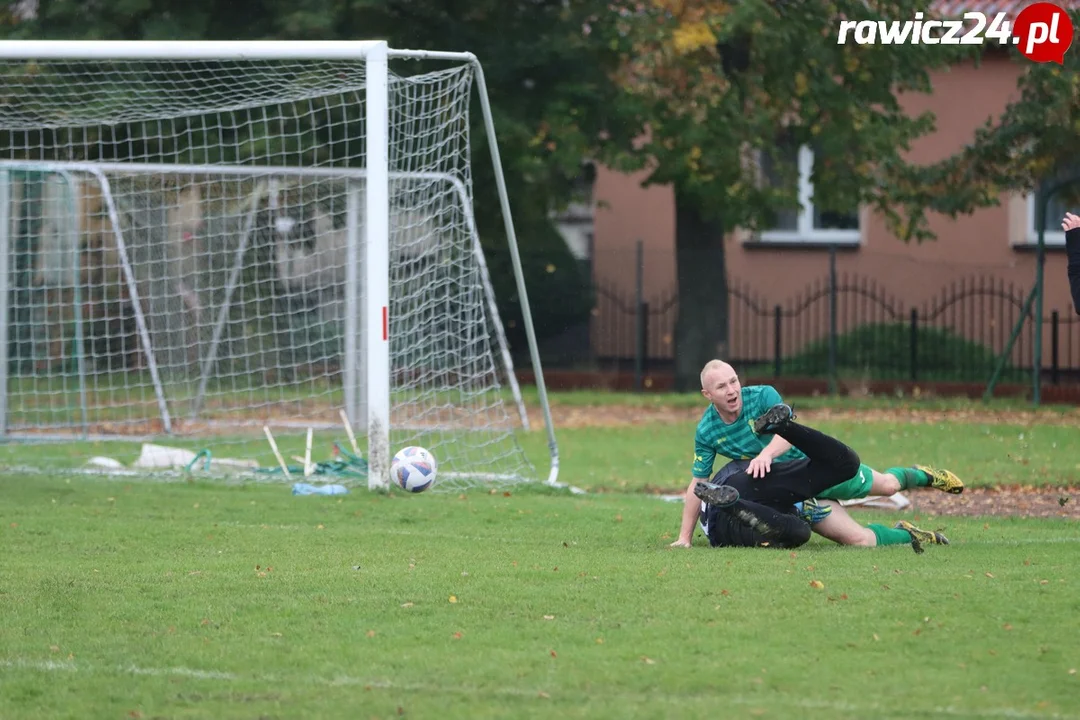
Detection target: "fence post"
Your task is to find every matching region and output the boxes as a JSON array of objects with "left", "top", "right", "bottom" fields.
[
  {"left": 1051, "top": 310, "right": 1059, "bottom": 386},
  {"left": 634, "top": 239, "right": 644, "bottom": 392},
  {"left": 773, "top": 305, "right": 782, "bottom": 378},
  {"left": 910, "top": 308, "right": 918, "bottom": 382},
  {"left": 828, "top": 244, "right": 837, "bottom": 395}
]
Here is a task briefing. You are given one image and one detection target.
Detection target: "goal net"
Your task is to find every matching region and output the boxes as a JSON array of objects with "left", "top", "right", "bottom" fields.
[{"left": 0, "top": 41, "right": 558, "bottom": 492}]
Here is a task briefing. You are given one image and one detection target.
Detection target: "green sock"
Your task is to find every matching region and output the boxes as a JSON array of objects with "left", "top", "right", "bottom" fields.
[
  {"left": 868, "top": 523, "right": 914, "bottom": 547},
  {"left": 886, "top": 467, "right": 929, "bottom": 490}
]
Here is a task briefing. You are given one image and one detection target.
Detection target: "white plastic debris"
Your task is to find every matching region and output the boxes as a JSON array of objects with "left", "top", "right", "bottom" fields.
[
  {"left": 86, "top": 456, "right": 125, "bottom": 469},
  {"left": 132, "top": 444, "right": 258, "bottom": 471}
]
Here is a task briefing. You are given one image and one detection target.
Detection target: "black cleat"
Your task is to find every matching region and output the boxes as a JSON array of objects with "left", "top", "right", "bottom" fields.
[
  {"left": 693, "top": 481, "right": 740, "bottom": 508},
  {"left": 753, "top": 403, "right": 796, "bottom": 435}
]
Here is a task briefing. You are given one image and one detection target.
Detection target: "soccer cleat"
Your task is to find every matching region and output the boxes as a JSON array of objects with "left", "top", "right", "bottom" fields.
[
  {"left": 894, "top": 520, "right": 950, "bottom": 554},
  {"left": 693, "top": 481, "right": 740, "bottom": 509},
  {"left": 753, "top": 403, "right": 796, "bottom": 435},
  {"left": 915, "top": 465, "right": 965, "bottom": 495}
]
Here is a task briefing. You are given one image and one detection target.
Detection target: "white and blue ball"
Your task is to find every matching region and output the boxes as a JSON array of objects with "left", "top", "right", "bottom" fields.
[{"left": 391, "top": 446, "right": 437, "bottom": 493}]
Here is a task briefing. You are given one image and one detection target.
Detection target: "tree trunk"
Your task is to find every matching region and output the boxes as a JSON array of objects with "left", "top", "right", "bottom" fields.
[{"left": 673, "top": 192, "right": 729, "bottom": 392}]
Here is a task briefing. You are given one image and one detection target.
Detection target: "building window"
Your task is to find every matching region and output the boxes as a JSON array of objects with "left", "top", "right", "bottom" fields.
[
  {"left": 759, "top": 145, "right": 861, "bottom": 245},
  {"left": 1026, "top": 192, "right": 1070, "bottom": 246}
]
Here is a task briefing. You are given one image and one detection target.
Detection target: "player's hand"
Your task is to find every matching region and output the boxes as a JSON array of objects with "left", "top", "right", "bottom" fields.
[
  {"left": 747, "top": 454, "right": 772, "bottom": 478},
  {"left": 669, "top": 538, "right": 692, "bottom": 548},
  {"left": 1062, "top": 212, "right": 1080, "bottom": 232}
]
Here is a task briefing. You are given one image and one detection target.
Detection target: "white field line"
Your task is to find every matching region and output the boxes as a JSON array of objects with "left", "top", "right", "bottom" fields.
[{"left": 1, "top": 658, "right": 1074, "bottom": 718}]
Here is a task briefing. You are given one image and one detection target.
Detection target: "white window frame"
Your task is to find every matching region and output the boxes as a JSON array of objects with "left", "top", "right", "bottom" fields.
[
  {"left": 1025, "top": 193, "right": 1067, "bottom": 246},
  {"left": 759, "top": 145, "right": 862, "bottom": 246}
]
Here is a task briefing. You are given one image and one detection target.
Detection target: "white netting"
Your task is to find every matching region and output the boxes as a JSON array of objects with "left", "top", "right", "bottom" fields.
[{"left": 0, "top": 54, "right": 536, "bottom": 490}]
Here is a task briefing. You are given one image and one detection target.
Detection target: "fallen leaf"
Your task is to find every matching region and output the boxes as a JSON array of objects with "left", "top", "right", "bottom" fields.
[
  {"left": 872, "top": 634, "right": 880, "bottom": 641},
  {"left": 550, "top": 650, "right": 557, "bottom": 658},
  {"left": 595, "top": 638, "right": 604, "bottom": 644},
  {"left": 985, "top": 573, "right": 995, "bottom": 578},
  {"left": 366, "top": 630, "right": 376, "bottom": 638},
  {"left": 538, "top": 691, "right": 550, "bottom": 698},
  {"left": 809, "top": 580, "right": 824, "bottom": 589},
  {"left": 401, "top": 602, "right": 414, "bottom": 608},
  {"left": 448, "top": 595, "right": 458, "bottom": 603},
  {"left": 1069, "top": 668, "right": 1076, "bottom": 675},
  {"left": 543, "top": 615, "right": 555, "bottom": 620},
  {"left": 642, "top": 657, "right": 656, "bottom": 665},
  {"left": 316, "top": 524, "right": 325, "bottom": 530},
  {"left": 1003, "top": 624, "right": 1013, "bottom": 631},
  {"left": 452, "top": 632, "right": 463, "bottom": 639}
]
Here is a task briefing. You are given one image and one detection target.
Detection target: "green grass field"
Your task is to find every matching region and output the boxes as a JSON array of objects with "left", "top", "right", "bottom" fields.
[{"left": 1, "top": 392, "right": 1079, "bottom": 719}]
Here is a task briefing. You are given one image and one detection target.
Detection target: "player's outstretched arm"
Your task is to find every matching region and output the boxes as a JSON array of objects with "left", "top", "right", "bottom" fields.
[
  {"left": 671, "top": 477, "right": 704, "bottom": 547},
  {"left": 1063, "top": 212, "right": 1080, "bottom": 315}
]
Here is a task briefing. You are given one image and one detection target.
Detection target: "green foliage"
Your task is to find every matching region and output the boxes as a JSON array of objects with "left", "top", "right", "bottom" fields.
[
  {"left": 779, "top": 322, "right": 1024, "bottom": 383},
  {"left": 950, "top": 9, "right": 1080, "bottom": 206}
]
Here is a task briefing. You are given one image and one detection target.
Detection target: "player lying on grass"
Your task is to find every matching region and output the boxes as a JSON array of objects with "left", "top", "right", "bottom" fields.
[
  {"left": 1063, "top": 212, "right": 1080, "bottom": 314},
  {"left": 695, "top": 456, "right": 947, "bottom": 553},
  {"left": 670, "top": 360, "right": 962, "bottom": 549},
  {"left": 689, "top": 403, "right": 949, "bottom": 553}
]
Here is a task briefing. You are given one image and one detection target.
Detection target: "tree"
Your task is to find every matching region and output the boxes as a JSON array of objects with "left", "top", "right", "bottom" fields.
[
  {"left": 595, "top": 0, "right": 1004, "bottom": 390},
  {"left": 949, "top": 11, "right": 1080, "bottom": 206}
]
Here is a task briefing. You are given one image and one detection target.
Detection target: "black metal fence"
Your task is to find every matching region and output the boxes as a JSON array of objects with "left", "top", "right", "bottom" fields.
[{"left": 577, "top": 272, "right": 1080, "bottom": 385}]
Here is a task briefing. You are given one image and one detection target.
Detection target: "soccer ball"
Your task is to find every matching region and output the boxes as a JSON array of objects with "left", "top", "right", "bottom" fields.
[{"left": 391, "top": 446, "right": 437, "bottom": 493}]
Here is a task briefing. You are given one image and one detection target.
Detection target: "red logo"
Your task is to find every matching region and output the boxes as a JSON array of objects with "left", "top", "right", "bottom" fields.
[{"left": 1012, "top": 2, "right": 1074, "bottom": 64}]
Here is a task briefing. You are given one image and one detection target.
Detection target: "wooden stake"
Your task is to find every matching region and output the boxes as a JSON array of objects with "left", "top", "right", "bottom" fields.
[
  {"left": 263, "top": 425, "right": 290, "bottom": 476},
  {"left": 339, "top": 409, "right": 360, "bottom": 455},
  {"left": 304, "top": 427, "right": 314, "bottom": 477}
]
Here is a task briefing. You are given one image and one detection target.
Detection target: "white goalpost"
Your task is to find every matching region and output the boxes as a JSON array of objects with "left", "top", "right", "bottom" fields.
[{"left": 0, "top": 40, "right": 560, "bottom": 491}]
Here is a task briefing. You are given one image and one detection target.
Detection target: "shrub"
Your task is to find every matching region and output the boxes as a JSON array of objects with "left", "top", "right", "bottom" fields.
[{"left": 779, "top": 322, "right": 1024, "bottom": 383}]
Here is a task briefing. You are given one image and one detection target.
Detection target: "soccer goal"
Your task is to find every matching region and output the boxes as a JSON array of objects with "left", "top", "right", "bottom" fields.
[{"left": 0, "top": 40, "right": 559, "bottom": 492}]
